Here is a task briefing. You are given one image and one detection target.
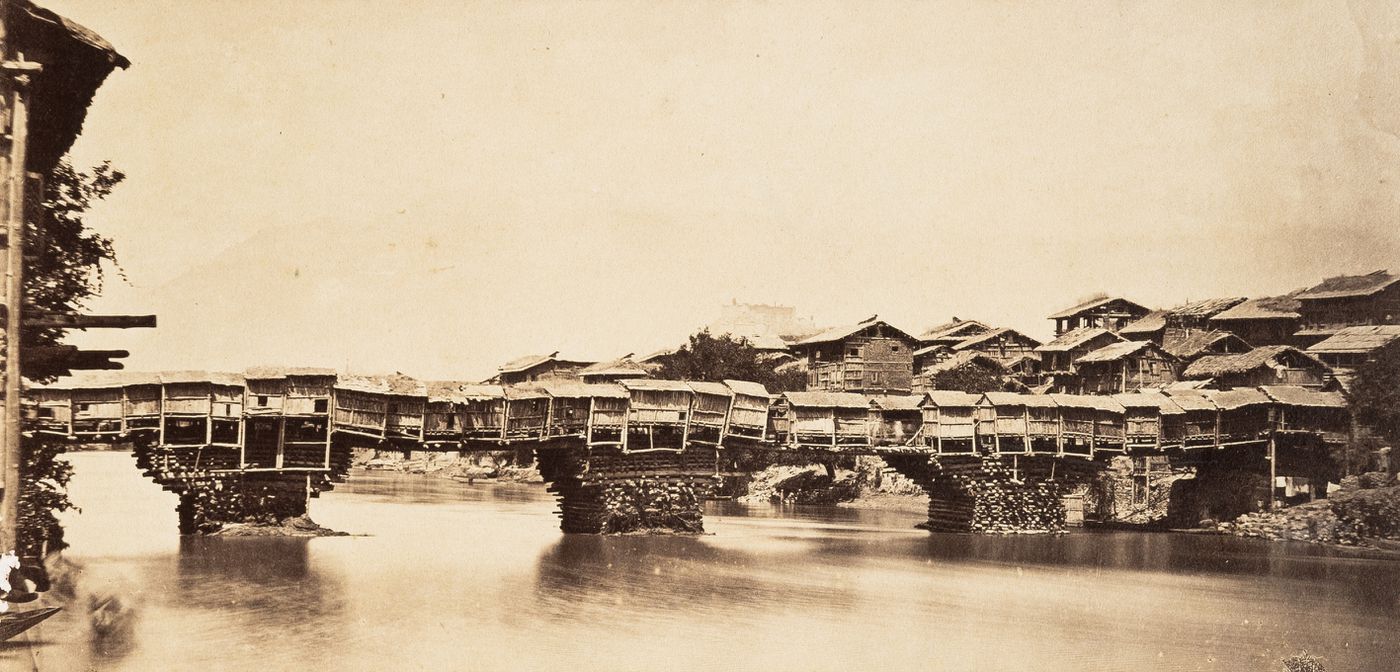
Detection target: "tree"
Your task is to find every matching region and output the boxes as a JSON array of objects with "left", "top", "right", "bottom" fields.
[
  {"left": 929, "top": 361, "right": 1008, "bottom": 394},
  {"left": 15, "top": 159, "right": 124, "bottom": 556},
  {"left": 655, "top": 330, "right": 799, "bottom": 390},
  {"left": 1350, "top": 339, "right": 1400, "bottom": 474},
  {"left": 23, "top": 159, "right": 125, "bottom": 381}
]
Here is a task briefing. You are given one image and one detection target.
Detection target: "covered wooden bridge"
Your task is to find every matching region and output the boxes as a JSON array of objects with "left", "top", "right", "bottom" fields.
[{"left": 30, "top": 370, "right": 1349, "bottom": 534}]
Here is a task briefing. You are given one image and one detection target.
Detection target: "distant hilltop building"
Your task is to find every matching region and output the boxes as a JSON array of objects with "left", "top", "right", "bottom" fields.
[{"left": 707, "top": 301, "right": 816, "bottom": 340}]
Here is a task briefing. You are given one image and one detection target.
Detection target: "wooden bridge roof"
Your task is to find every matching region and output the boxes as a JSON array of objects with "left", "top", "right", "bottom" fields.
[
  {"left": 536, "top": 382, "right": 627, "bottom": 399},
  {"left": 1111, "top": 392, "right": 1186, "bottom": 414},
  {"left": 868, "top": 394, "right": 925, "bottom": 411},
  {"left": 1260, "top": 386, "right": 1346, "bottom": 408},
  {"left": 981, "top": 392, "right": 1057, "bottom": 408},
  {"left": 722, "top": 379, "right": 771, "bottom": 398},
  {"left": 922, "top": 390, "right": 981, "bottom": 407},
  {"left": 1204, "top": 388, "right": 1273, "bottom": 410},
  {"left": 782, "top": 391, "right": 870, "bottom": 409}
]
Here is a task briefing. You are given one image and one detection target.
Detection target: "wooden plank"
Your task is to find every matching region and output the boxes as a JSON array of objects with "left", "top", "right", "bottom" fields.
[{"left": 25, "top": 313, "right": 156, "bottom": 329}]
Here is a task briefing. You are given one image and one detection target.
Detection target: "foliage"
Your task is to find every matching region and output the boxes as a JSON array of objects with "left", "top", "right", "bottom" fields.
[
  {"left": 1328, "top": 481, "right": 1400, "bottom": 541},
  {"left": 655, "top": 330, "right": 800, "bottom": 391},
  {"left": 17, "top": 438, "right": 76, "bottom": 556},
  {"left": 1282, "top": 652, "right": 1326, "bottom": 672},
  {"left": 929, "top": 362, "right": 1007, "bottom": 394},
  {"left": 1351, "top": 339, "right": 1400, "bottom": 449},
  {"left": 22, "top": 159, "right": 125, "bottom": 381}
]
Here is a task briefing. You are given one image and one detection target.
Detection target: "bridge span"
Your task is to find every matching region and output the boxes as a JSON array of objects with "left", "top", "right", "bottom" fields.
[{"left": 30, "top": 369, "right": 1349, "bottom": 535}]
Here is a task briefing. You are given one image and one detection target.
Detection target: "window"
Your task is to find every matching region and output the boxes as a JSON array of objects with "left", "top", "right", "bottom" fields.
[
  {"left": 446, "top": 414, "right": 457, "bottom": 429},
  {"left": 37, "top": 408, "right": 54, "bottom": 418},
  {"left": 77, "top": 403, "right": 91, "bottom": 413},
  {"left": 256, "top": 395, "right": 269, "bottom": 406},
  {"left": 848, "top": 348, "right": 859, "bottom": 358},
  {"left": 313, "top": 399, "right": 329, "bottom": 414},
  {"left": 891, "top": 345, "right": 901, "bottom": 353}
]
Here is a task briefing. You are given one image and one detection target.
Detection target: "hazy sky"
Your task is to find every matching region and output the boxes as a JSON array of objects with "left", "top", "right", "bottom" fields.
[{"left": 45, "top": 0, "right": 1400, "bottom": 381}]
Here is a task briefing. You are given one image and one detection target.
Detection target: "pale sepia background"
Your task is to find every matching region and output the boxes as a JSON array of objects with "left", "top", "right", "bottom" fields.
[{"left": 47, "top": 0, "right": 1400, "bottom": 380}]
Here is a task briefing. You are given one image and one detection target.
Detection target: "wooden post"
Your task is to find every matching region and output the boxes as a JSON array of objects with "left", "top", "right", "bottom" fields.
[{"left": 0, "top": 42, "right": 35, "bottom": 552}]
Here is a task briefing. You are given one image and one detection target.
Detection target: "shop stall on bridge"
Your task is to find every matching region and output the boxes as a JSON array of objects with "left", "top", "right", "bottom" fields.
[
  {"left": 868, "top": 394, "right": 924, "bottom": 447},
  {"left": 686, "top": 382, "right": 735, "bottom": 446},
  {"left": 503, "top": 387, "right": 550, "bottom": 441},
  {"left": 333, "top": 375, "right": 391, "bottom": 440},
  {"left": 537, "top": 381, "right": 627, "bottom": 444},
  {"left": 1089, "top": 395, "right": 1127, "bottom": 454},
  {"left": 1048, "top": 394, "right": 1096, "bottom": 457},
  {"left": 774, "top": 391, "right": 872, "bottom": 449},
  {"left": 1164, "top": 390, "right": 1220, "bottom": 449},
  {"left": 722, "top": 379, "right": 772, "bottom": 442},
  {"left": 122, "top": 374, "right": 163, "bottom": 434},
  {"left": 1261, "top": 386, "right": 1349, "bottom": 444},
  {"left": 919, "top": 391, "right": 980, "bottom": 455},
  {"left": 1204, "top": 388, "right": 1273, "bottom": 446},
  {"left": 242, "top": 367, "right": 337, "bottom": 468},
  {"left": 975, "top": 393, "right": 1027, "bottom": 455},
  {"left": 1111, "top": 392, "right": 1186, "bottom": 451},
  {"left": 154, "top": 372, "right": 245, "bottom": 472},
  {"left": 32, "top": 384, "right": 74, "bottom": 437},
  {"left": 458, "top": 385, "right": 507, "bottom": 441},
  {"left": 424, "top": 382, "right": 470, "bottom": 446},
  {"left": 72, "top": 375, "right": 129, "bottom": 438},
  {"left": 31, "top": 371, "right": 158, "bottom": 439},
  {"left": 619, "top": 379, "right": 694, "bottom": 451}
]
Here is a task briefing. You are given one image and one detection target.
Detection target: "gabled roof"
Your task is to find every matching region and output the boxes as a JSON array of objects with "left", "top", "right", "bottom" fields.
[
  {"left": 1306, "top": 325, "right": 1400, "bottom": 354},
  {"left": 1261, "top": 386, "right": 1347, "bottom": 408},
  {"left": 619, "top": 379, "right": 693, "bottom": 393},
  {"left": 1183, "top": 346, "right": 1326, "bottom": 379},
  {"left": 919, "top": 319, "right": 991, "bottom": 343},
  {"left": 426, "top": 381, "right": 473, "bottom": 403},
  {"left": 981, "top": 392, "right": 1056, "bottom": 408},
  {"left": 457, "top": 384, "right": 507, "bottom": 400},
  {"left": 1120, "top": 310, "right": 1169, "bottom": 335},
  {"left": 536, "top": 382, "right": 627, "bottom": 399},
  {"left": 1209, "top": 296, "right": 1302, "bottom": 321},
  {"left": 1074, "top": 340, "right": 1163, "bottom": 364},
  {"left": 497, "top": 351, "right": 592, "bottom": 375},
  {"left": 868, "top": 394, "right": 925, "bottom": 411},
  {"left": 794, "top": 317, "right": 918, "bottom": 347},
  {"left": 1170, "top": 297, "right": 1249, "bottom": 319},
  {"left": 579, "top": 357, "right": 651, "bottom": 378},
  {"left": 1111, "top": 393, "right": 1186, "bottom": 414},
  {"left": 922, "top": 390, "right": 981, "bottom": 407},
  {"left": 688, "top": 381, "right": 734, "bottom": 397},
  {"left": 1204, "top": 388, "right": 1272, "bottom": 410},
  {"left": 925, "top": 350, "right": 1005, "bottom": 375},
  {"left": 1047, "top": 296, "right": 1149, "bottom": 320},
  {"left": 912, "top": 344, "right": 952, "bottom": 358},
  {"left": 780, "top": 391, "right": 870, "bottom": 409},
  {"left": 1163, "top": 389, "right": 1217, "bottom": 411},
  {"left": 1036, "top": 327, "right": 1122, "bottom": 353},
  {"left": 1296, "top": 270, "right": 1399, "bottom": 301},
  {"left": 723, "top": 379, "right": 771, "bottom": 398},
  {"left": 744, "top": 335, "right": 790, "bottom": 351},
  {"left": 1049, "top": 393, "right": 1124, "bottom": 412},
  {"left": 1162, "top": 330, "right": 1251, "bottom": 360},
  {"left": 952, "top": 327, "right": 1042, "bottom": 351}
]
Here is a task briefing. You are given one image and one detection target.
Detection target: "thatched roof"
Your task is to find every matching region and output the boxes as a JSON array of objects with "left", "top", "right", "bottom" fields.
[
  {"left": 1306, "top": 325, "right": 1400, "bottom": 354},
  {"left": 982, "top": 392, "right": 1057, "bottom": 408},
  {"left": 536, "top": 382, "right": 626, "bottom": 399},
  {"left": 1036, "top": 327, "right": 1122, "bottom": 353},
  {"left": 1049, "top": 394, "right": 1124, "bottom": 412},
  {"left": 1260, "top": 386, "right": 1346, "bottom": 408},
  {"left": 868, "top": 394, "right": 925, "bottom": 411},
  {"left": 1046, "top": 296, "right": 1149, "bottom": 320},
  {"left": 794, "top": 317, "right": 918, "bottom": 347},
  {"left": 1209, "top": 296, "right": 1302, "bottom": 321},
  {"left": 1163, "top": 330, "right": 1251, "bottom": 360},
  {"left": 781, "top": 391, "right": 870, "bottom": 409},
  {"left": 926, "top": 350, "right": 1005, "bottom": 374},
  {"left": 579, "top": 357, "right": 651, "bottom": 378},
  {"left": 1183, "top": 346, "right": 1325, "bottom": 379},
  {"left": 244, "top": 366, "right": 337, "bottom": 380},
  {"left": 1120, "top": 310, "right": 1169, "bottom": 335},
  {"left": 687, "top": 381, "right": 734, "bottom": 397},
  {"left": 1164, "top": 390, "right": 1217, "bottom": 411},
  {"left": 723, "top": 379, "right": 771, "bottom": 398},
  {"left": 1297, "top": 270, "right": 1398, "bottom": 301},
  {"left": 953, "top": 327, "right": 1042, "bottom": 350},
  {"left": 35, "top": 370, "right": 160, "bottom": 389},
  {"left": 1111, "top": 392, "right": 1186, "bottom": 414},
  {"left": 619, "top": 379, "right": 692, "bottom": 393},
  {"left": 1204, "top": 388, "right": 1272, "bottom": 410},
  {"left": 336, "top": 373, "right": 426, "bottom": 396},
  {"left": 497, "top": 351, "right": 593, "bottom": 375},
  {"left": 1075, "top": 340, "right": 1161, "bottom": 364},
  {"left": 923, "top": 390, "right": 981, "bottom": 407},
  {"left": 919, "top": 319, "right": 991, "bottom": 343}
]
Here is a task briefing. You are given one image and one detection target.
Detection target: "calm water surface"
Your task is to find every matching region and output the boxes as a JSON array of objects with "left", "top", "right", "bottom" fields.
[{"left": 5, "top": 451, "right": 1399, "bottom": 671}]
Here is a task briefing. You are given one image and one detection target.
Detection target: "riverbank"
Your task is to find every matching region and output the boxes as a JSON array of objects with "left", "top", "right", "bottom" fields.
[
  {"left": 1215, "top": 473, "right": 1400, "bottom": 552},
  {"left": 211, "top": 514, "right": 352, "bottom": 537},
  {"left": 352, "top": 448, "right": 543, "bottom": 483},
  {"left": 735, "top": 457, "right": 927, "bottom": 512}
]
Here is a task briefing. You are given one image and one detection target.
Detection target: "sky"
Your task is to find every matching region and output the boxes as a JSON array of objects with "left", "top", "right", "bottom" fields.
[{"left": 42, "top": 0, "right": 1400, "bottom": 381}]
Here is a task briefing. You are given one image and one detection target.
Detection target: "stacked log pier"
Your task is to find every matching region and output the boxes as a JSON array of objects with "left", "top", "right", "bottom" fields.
[
  {"left": 882, "top": 452, "right": 1092, "bottom": 534},
  {"left": 538, "top": 445, "right": 719, "bottom": 534}
]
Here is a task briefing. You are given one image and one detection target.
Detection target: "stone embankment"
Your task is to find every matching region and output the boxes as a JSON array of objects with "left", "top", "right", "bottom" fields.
[
  {"left": 736, "top": 456, "right": 926, "bottom": 510},
  {"left": 353, "top": 448, "right": 543, "bottom": 483},
  {"left": 1217, "top": 472, "right": 1400, "bottom": 550}
]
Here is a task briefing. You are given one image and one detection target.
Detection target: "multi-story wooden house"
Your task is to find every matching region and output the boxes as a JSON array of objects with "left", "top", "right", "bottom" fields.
[
  {"left": 1072, "top": 341, "right": 1178, "bottom": 394},
  {"left": 1295, "top": 270, "right": 1400, "bottom": 330},
  {"left": 1047, "top": 296, "right": 1151, "bottom": 336},
  {"left": 950, "top": 327, "right": 1043, "bottom": 367},
  {"left": 1207, "top": 295, "right": 1302, "bottom": 347},
  {"left": 791, "top": 317, "right": 918, "bottom": 394},
  {"left": 918, "top": 318, "right": 992, "bottom": 348},
  {"left": 1181, "top": 346, "right": 1330, "bottom": 390},
  {"left": 490, "top": 351, "right": 594, "bottom": 385}
]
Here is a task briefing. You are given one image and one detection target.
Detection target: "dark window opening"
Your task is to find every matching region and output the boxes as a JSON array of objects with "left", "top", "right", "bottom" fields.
[
  {"left": 257, "top": 395, "right": 269, "bottom": 406},
  {"left": 446, "top": 414, "right": 457, "bottom": 429},
  {"left": 313, "top": 399, "right": 329, "bottom": 414},
  {"left": 37, "top": 408, "right": 54, "bottom": 418}
]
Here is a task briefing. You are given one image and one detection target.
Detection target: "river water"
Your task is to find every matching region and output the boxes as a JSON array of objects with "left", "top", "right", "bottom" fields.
[{"left": 5, "top": 451, "right": 1399, "bottom": 671}]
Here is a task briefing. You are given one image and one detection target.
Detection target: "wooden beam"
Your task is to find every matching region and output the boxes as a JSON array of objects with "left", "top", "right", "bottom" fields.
[{"left": 25, "top": 313, "right": 156, "bottom": 329}]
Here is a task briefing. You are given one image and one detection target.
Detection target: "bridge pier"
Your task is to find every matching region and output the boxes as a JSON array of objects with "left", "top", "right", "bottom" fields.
[
  {"left": 537, "top": 445, "right": 719, "bottom": 534},
  {"left": 884, "top": 453, "right": 1094, "bottom": 534},
  {"left": 175, "top": 473, "right": 315, "bottom": 534}
]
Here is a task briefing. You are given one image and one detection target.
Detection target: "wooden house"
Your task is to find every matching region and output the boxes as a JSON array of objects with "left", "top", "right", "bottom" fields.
[
  {"left": 977, "top": 393, "right": 1058, "bottom": 455},
  {"left": 503, "top": 387, "right": 550, "bottom": 442},
  {"left": 332, "top": 375, "right": 392, "bottom": 440},
  {"left": 1073, "top": 341, "right": 1178, "bottom": 394},
  {"left": 121, "top": 373, "right": 163, "bottom": 434},
  {"left": 1305, "top": 325, "right": 1400, "bottom": 379},
  {"left": 1036, "top": 327, "right": 1124, "bottom": 376},
  {"left": 1111, "top": 392, "right": 1186, "bottom": 451},
  {"left": 380, "top": 376, "right": 428, "bottom": 442},
  {"left": 686, "top": 381, "right": 735, "bottom": 446},
  {"left": 791, "top": 317, "right": 919, "bottom": 394},
  {"left": 914, "top": 350, "right": 1006, "bottom": 392},
  {"left": 457, "top": 384, "right": 508, "bottom": 441},
  {"left": 1119, "top": 310, "right": 1169, "bottom": 343},
  {"left": 578, "top": 356, "right": 652, "bottom": 384},
  {"left": 1204, "top": 388, "right": 1272, "bottom": 446},
  {"left": 423, "top": 381, "right": 470, "bottom": 445},
  {"left": 1047, "top": 297, "right": 1151, "bottom": 336},
  {"left": 868, "top": 394, "right": 925, "bottom": 446},
  {"left": 1295, "top": 270, "right": 1400, "bottom": 333},
  {"left": 1182, "top": 346, "right": 1330, "bottom": 390},
  {"left": 619, "top": 379, "right": 694, "bottom": 451},
  {"left": 1261, "top": 386, "right": 1349, "bottom": 445},
  {"left": 158, "top": 373, "right": 244, "bottom": 470},
  {"left": 722, "top": 379, "right": 772, "bottom": 441},
  {"left": 539, "top": 382, "right": 628, "bottom": 444},
  {"left": 1208, "top": 296, "right": 1302, "bottom": 347},
  {"left": 775, "top": 391, "right": 872, "bottom": 449},
  {"left": 32, "top": 384, "right": 74, "bottom": 437},
  {"left": 918, "top": 318, "right": 992, "bottom": 348},
  {"left": 243, "top": 367, "right": 336, "bottom": 469},
  {"left": 951, "top": 328, "right": 1043, "bottom": 367},
  {"left": 1048, "top": 394, "right": 1097, "bottom": 457},
  {"left": 1164, "top": 390, "right": 1220, "bottom": 449},
  {"left": 1162, "top": 330, "right": 1252, "bottom": 366},
  {"left": 911, "top": 344, "right": 953, "bottom": 377},
  {"left": 32, "top": 371, "right": 157, "bottom": 439},
  {"left": 919, "top": 391, "right": 980, "bottom": 454},
  {"left": 491, "top": 351, "right": 594, "bottom": 385}
]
